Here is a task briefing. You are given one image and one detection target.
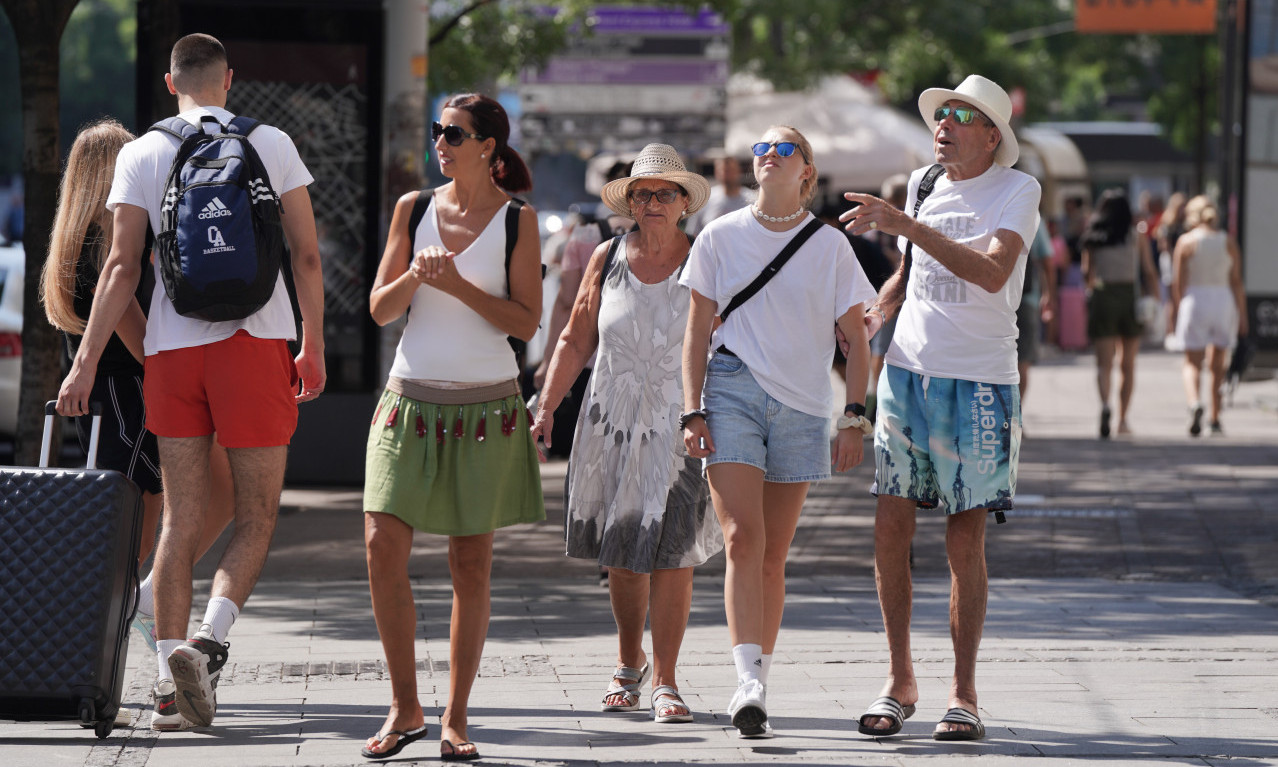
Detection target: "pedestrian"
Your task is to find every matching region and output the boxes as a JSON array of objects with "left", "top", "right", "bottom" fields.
[
  {"left": 684, "top": 150, "right": 753, "bottom": 237},
  {"left": 1156, "top": 192, "right": 1189, "bottom": 289},
  {"left": 40, "top": 118, "right": 237, "bottom": 703},
  {"left": 362, "top": 93, "right": 545, "bottom": 762},
  {"left": 681, "top": 125, "right": 877, "bottom": 738},
  {"left": 841, "top": 74, "right": 1041, "bottom": 741},
  {"left": 1169, "top": 195, "right": 1248, "bottom": 436},
  {"left": 56, "top": 33, "right": 327, "bottom": 730},
  {"left": 1081, "top": 189, "right": 1160, "bottom": 438},
  {"left": 531, "top": 143, "right": 721, "bottom": 725}
]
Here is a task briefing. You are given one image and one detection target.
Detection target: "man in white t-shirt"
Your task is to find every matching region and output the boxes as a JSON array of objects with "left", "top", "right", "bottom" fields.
[
  {"left": 56, "top": 33, "right": 326, "bottom": 731},
  {"left": 841, "top": 75, "right": 1041, "bottom": 742}
]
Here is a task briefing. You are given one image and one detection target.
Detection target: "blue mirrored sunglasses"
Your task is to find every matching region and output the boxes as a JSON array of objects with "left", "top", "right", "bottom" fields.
[{"left": 751, "top": 141, "right": 799, "bottom": 158}]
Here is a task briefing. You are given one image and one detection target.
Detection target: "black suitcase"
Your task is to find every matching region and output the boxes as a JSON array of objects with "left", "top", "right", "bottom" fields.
[{"left": 0, "top": 402, "right": 144, "bottom": 738}]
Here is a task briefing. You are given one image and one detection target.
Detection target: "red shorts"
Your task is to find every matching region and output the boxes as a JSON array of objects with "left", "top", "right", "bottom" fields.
[{"left": 144, "top": 330, "right": 299, "bottom": 448}]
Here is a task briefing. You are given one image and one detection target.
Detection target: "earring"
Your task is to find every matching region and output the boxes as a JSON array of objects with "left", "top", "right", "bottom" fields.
[{"left": 480, "top": 153, "right": 486, "bottom": 158}]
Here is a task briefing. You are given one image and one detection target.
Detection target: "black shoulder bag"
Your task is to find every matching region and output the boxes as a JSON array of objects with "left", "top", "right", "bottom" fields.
[{"left": 719, "top": 218, "right": 825, "bottom": 325}]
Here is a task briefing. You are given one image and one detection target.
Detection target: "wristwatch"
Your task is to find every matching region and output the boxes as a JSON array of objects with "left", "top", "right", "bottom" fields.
[
  {"left": 844, "top": 402, "right": 867, "bottom": 417},
  {"left": 678, "top": 409, "right": 707, "bottom": 429}
]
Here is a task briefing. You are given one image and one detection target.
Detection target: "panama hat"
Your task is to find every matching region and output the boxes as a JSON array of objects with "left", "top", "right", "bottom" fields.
[
  {"left": 918, "top": 74, "right": 1019, "bottom": 167},
  {"left": 600, "top": 143, "right": 711, "bottom": 217}
]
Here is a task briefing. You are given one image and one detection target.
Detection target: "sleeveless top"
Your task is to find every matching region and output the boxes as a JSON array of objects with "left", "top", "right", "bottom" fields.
[
  {"left": 1090, "top": 231, "right": 1139, "bottom": 285},
  {"left": 388, "top": 198, "right": 520, "bottom": 383},
  {"left": 1183, "top": 228, "right": 1232, "bottom": 288}
]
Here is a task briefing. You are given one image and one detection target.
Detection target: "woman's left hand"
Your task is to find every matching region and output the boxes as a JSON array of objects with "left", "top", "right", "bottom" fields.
[
  {"left": 411, "top": 246, "right": 465, "bottom": 295},
  {"left": 832, "top": 427, "right": 865, "bottom": 473}
]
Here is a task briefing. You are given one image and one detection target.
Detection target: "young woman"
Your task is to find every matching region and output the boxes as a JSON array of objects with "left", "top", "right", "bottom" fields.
[
  {"left": 680, "top": 126, "right": 876, "bottom": 737},
  {"left": 362, "top": 93, "right": 544, "bottom": 761}
]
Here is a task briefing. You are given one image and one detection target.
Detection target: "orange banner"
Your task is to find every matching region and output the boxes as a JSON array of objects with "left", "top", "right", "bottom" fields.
[{"left": 1075, "top": 0, "right": 1217, "bottom": 33}]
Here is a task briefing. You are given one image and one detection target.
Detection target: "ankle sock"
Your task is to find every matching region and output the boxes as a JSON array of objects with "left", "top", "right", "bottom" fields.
[
  {"left": 156, "top": 639, "right": 183, "bottom": 682},
  {"left": 732, "top": 643, "right": 763, "bottom": 685},
  {"left": 137, "top": 574, "right": 154, "bottom": 617},
  {"left": 199, "top": 597, "right": 239, "bottom": 644}
]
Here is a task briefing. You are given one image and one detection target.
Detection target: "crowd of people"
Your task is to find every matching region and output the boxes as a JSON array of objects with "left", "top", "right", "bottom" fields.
[{"left": 40, "top": 31, "right": 1250, "bottom": 760}]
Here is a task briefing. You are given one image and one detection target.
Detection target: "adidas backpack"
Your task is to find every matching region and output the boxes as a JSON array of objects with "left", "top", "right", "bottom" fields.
[{"left": 150, "top": 114, "right": 285, "bottom": 322}]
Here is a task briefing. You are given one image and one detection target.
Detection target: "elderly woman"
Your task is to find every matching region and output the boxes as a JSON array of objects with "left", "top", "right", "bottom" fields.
[
  {"left": 1170, "top": 195, "right": 1248, "bottom": 436},
  {"left": 680, "top": 126, "right": 877, "bottom": 738},
  {"left": 532, "top": 144, "right": 721, "bottom": 724},
  {"left": 363, "top": 93, "right": 544, "bottom": 762}
]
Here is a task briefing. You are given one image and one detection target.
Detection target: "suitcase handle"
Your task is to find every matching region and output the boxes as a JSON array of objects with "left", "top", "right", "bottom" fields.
[{"left": 41, "top": 400, "right": 103, "bottom": 469}]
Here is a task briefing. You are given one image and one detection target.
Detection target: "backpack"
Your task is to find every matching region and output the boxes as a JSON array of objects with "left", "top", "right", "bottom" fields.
[
  {"left": 406, "top": 190, "right": 540, "bottom": 359},
  {"left": 150, "top": 115, "right": 285, "bottom": 322}
]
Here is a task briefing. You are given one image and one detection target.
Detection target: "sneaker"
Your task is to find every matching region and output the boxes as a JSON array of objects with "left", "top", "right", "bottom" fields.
[
  {"left": 1099, "top": 406, "right": 1112, "bottom": 439},
  {"left": 167, "top": 633, "right": 228, "bottom": 727},
  {"left": 132, "top": 611, "right": 157, "bottom": 653},
  {"left": 1189, "top": 405, "right": 1204, "bottom": 437},
  {"left": 739, "top": 720, "right": 775, "bottom": 739},
  {"left": 728, "top": 679, "right": 768, "bottom": 736},
  {"left": 151, "top": 679, "right": 197, "bottom": 730},
  {"left": 1210, "top": 421, "right": 1224, "bottom": 436}
]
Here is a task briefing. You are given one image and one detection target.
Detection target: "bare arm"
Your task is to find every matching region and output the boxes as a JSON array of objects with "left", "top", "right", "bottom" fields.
[
  {"left": 681, "top": 289, "right": 717, "bottom": 458},
  {"left": 533, "top": 261, "right": 583, "bottom": 389},
  {"left": 116, "top": 299, "right": 148, "bottom": 363},
  {"left": 279, "top": 185, "right": 326, "bottom": 401},
  {"left": 834, "top": 303, "right": 869, "bottom": 473},
  {"left": 1137, "top": 234, "right": 1159, "bottom": 297},
  {"left": 1169, "top": 235, "right": 1191, "bottom": 330},
  {"left": 369, "top": 191, "right": 423, "bottom": 326},
  {"left": 1227, "top": 235, "right": 1249, "bottom": 336},
  {"left": 57, "top": 204, "right": 147, "bottom": 415}
]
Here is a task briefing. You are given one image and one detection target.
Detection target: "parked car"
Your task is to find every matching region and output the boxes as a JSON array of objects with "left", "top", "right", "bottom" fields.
[{"left": 0, "top": 244, "right": 23, "bottom": 436}]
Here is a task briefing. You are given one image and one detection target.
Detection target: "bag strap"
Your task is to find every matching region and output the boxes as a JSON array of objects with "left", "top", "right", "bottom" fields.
[
  {"left": 598, "top": 235, "right": 623, "bottom": 288},
  {"left": 901, "top": 163, "right": 945, "bottom": 266},
  {"left": 720, "top": 218, "right": 824, "bottom": 323},
  {"left": 504, "top": 197, "right": 527, "bottom": 297},
  {"left": 407, "top": 189, "right": 433, "bottom": 239}
]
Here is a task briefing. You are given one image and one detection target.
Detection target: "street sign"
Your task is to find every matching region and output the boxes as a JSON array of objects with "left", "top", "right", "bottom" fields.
[{"left": 1075, "top": 0, "right": 1218, "bottom": 34}]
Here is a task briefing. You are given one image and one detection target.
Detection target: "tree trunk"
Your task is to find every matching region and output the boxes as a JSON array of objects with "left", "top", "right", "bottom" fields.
[{"left": 1, "top": 0, "right": 80, "bottom": 465}]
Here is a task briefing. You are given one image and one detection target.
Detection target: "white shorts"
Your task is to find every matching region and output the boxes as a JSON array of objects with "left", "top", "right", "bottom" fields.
[{"left": 1176, "top": 285, "right": 1236, "bottom": 350}]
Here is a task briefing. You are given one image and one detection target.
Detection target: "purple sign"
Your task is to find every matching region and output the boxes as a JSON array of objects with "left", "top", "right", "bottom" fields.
[
  {"left": 589, "top": 6, "right": 728, "bottom": 34},
  {"left": 524, "top": 58, "right": 728, "bottom": 85}
]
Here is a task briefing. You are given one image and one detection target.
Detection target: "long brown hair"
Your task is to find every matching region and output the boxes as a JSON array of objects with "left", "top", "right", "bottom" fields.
[
  {"left": 444, "top": 93, "right": 532, "bottom": 194},
  {"left": 41, "top": 118, "right": 135, "bottom": 334}
]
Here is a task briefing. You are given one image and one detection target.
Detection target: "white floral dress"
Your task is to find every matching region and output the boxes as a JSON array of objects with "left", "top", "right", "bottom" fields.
[{"left": 565, "top": 241, "right": 721, "bottom": 572}]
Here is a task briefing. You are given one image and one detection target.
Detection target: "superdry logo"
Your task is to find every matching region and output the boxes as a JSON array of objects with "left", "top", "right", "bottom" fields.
[{"left": 198, "top": 197, "right": 233, "bottom": 219}]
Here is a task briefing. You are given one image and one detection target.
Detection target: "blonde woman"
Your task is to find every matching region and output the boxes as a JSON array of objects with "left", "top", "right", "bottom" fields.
[
  {"left": 681, "top": 126, "right": 876, "bottom": 737},
  {"left": 1170, "top": 195, "right": 1248, "bottom": 436},
  {"left": 41, "top": 118, "right": 234, "bottom": 730}
]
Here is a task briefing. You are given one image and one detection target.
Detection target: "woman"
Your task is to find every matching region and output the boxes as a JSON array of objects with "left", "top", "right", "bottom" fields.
[
  {"left": 1170, "top": 195, "right": 1248, "bottom": 436},
  {"left": 531, "top": 144, "right": 722, "bottom": 725},
  {"left": 680, "top": 126, "right": 876, "bottom": 738},
  {"left": 41, "top": 118, "right": 235, "bottom": 731},
  {"left": 1081, "top": 189, "right": 1160, "bottom": 438},
  {"left": 1156, "top": 191, "right": 1188, "bottom": 287},
  {"left": 362, "top": 93, "right": 544, "bottom": 762}
]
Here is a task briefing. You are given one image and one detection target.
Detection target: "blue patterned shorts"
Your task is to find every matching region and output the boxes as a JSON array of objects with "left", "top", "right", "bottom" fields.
[{"left": 871, "top": 364, "right": 1020, "bottom": 514}]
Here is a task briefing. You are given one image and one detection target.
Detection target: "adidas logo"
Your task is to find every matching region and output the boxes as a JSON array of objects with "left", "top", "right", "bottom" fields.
[{"left": 197, "top": 197, "right": 234, "bottom": 219}]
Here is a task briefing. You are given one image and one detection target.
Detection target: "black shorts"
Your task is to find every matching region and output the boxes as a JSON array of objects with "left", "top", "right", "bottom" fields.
[{"left": 76, "top": 374, "right": 162, "bottom": 495}]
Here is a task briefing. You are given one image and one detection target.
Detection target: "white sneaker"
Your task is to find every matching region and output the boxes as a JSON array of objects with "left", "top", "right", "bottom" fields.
[
  {"left": 150, "top": 679, "right": 198, "bottom": 730},
  {"left": 740, "top": 720, "right": 775, "bottom": 739},
  {"left": 728, "top": 679, "right": 768, "bottom": 736}
]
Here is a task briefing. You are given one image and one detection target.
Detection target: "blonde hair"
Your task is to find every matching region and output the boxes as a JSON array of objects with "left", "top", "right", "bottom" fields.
[
  {"left": 41, "top": 119, "right": 135, "bottom": 334},
  {"left": 1184, "top": 194, "right": 1219, "bottom": 230},
  {"left": 761, "top": 125, "right": 819, "bottom": 208}
]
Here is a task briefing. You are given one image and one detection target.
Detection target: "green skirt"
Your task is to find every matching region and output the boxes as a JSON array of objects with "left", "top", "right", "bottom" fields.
[{"left": 363, "top": 387, "right": 545, "bottom": 536}]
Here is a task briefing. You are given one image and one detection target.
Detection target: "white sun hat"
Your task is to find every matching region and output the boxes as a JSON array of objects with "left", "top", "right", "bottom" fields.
[
  {"left": 917, "top": 74, "right": 1019, "bottom": 167},
  {"left": 600, "top": 143, "right": 712, "bottom": 218}
]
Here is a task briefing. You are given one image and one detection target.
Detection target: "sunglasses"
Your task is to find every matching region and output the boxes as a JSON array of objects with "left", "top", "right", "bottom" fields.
[
  {"left": 627, "top": 188, "right": 681, "bottom": 205},
  {"left": 431, "top": 121, "right": 485, "bottom": 146},
  {"left": 752, "top": 141, "right": 800, "bottom": 158},
  {"left": 933, "top": 106, "right": 986, "bottom": 125}
]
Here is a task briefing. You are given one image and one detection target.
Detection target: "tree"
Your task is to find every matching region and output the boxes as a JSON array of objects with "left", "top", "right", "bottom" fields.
[{"left": 0, "top": 0, "right": 80, "bottom": 465}]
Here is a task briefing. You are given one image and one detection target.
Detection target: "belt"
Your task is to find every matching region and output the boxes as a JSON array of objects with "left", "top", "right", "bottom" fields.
[{"left": 716, "top": 345, "right": 737, "bottom": 357}]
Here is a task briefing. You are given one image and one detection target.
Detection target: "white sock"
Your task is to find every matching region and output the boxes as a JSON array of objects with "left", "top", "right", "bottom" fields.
[
  {"left": 137, "top": 573, "right": 154, "bottom": 617},
  {"left": 732, "top": 643, "right": 763, "bottom": 685},
  {"left": 156, "top": 639, "right": 183, "bottom": 683},
  {"left": 760, "top": 654, "right": 773, "bottom": 685},
  {"left": 199, "top": 597, "right": 240, "bottom": 644}
]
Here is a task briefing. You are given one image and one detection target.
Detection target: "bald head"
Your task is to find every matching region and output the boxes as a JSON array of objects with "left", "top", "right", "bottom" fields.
[{"left": 169, "top": 33, "right": 228, "bottom": 96}]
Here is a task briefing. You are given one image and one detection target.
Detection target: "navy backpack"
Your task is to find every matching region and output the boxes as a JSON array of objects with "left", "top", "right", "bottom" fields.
[{"left": 150, "top": 115, "right": 284, "bottom": 322}]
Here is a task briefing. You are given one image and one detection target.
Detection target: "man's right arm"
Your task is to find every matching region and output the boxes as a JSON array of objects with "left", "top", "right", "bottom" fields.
[
  {"left": 279, "top": 185, "right": 326, "bottom": 402},
  {"left": 56, "top": 204, "right": 148, "bottom": 415}
]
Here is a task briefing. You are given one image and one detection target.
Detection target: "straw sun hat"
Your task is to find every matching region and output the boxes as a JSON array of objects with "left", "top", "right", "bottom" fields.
[
  {"left": 917, "top": 74, "right": 1020, "bottom": 167},
  {"left": 600, "top": 143, "right": 711, "bottom": 218}
]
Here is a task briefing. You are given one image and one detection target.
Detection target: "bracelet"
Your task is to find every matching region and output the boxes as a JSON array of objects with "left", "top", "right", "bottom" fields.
[
  {"left": 868, "top": 305, "right": 886, "bottom": 323},
  {"left": 836, "top": 413, "right": 873, "bottom": 435},
  {"left": 678, "top": 409, "right": 707, "bottom": 429}
]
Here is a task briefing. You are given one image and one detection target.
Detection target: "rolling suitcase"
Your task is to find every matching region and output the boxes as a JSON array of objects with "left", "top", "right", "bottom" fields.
[{"left": 0, "top": 402, "right": 144, "bottom": 738}]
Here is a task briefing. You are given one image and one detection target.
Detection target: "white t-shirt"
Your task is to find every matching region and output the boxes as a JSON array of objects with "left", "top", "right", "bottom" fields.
[
  {"left": 680, "top": 208, "right": 877, "bottom": 417},
  {"left": 107, "top": 106, "right": 314, "bottom": 355},
  {"left": 887, "top": 164, "right": 1041, "bottom": 384}
]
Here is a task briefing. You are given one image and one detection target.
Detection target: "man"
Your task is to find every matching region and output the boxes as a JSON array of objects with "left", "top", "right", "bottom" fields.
[
  {"left": 841, "top": 75, "right": 1040, "bottom": 741},
  {"left": 684, "top": 151, "right": 753, "bottom": 237},
  {"left": 57, "top": 33, "right": 325, "bottom": 730}
]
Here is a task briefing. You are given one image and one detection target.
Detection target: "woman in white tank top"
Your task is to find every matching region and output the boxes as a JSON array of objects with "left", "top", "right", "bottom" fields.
[{"left": 1170, "top": 195, "right": 1248, "bottom": 436}]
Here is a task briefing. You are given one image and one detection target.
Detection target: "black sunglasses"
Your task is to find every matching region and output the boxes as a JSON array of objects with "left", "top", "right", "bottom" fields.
[{"left": 432, "top": 121, "right": 485, "bottom": 146}]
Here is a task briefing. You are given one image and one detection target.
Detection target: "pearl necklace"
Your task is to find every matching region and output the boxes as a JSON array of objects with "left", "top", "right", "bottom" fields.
[{"left": 752, "top": 203, "right": 806, "bottom": 223}]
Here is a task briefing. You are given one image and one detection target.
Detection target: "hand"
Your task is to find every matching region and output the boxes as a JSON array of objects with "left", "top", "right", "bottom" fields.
[
  {"left": 840, "top": 192, "right": 907, "bottom": 237},
  {"left": 294, "top": 344, "right": 327, "bottom": 403},
  {"left": 529, "top": 407, "right": 553, "bottom": 463},
  {"left": 56, "top": 362, "right": 97, "bottom": 417},
  {"left": 862, "top": 309, "right": 884, "bottom": 342},
  {"left": 832, "top": 426, "right": 865, "bottom": 472},
  {"left": 682, "top": 417, "right": 714, "bottom": 458},
  {"left": 410, "top": 246, "right": 464, "bottom": 294}
]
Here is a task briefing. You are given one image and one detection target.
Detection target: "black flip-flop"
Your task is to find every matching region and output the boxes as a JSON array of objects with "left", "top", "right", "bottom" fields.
[
  {"left": 933, "top": 707, "right": 985, "bottom": 741},
  {"left": 360, "top": 724, "right": 428, "bottom": 760},
  {"left": 857, "top": 695, "right": 916, "bottom": 737},
  {"left": 441, "top": 738, "right": 481, "bottom": 761}
]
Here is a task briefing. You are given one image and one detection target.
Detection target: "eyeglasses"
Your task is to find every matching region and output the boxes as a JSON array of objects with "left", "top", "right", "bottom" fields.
[
  {"left": 627, "top": 188, "right": 681, "bottom": 205},
  {"left": 752, "top": 141, "right": 800, "bottom": 158},
  {"left": 432, "top": 121, "right": 485, "bottom": 146},
  {"left": 933, "top": 106, "right": 986, "bottom": 125}
]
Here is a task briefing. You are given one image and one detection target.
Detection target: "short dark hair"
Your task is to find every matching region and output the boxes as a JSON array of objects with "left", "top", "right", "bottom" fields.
[{"left": 170, "top": 33, "right": 227, "bottom": 92}]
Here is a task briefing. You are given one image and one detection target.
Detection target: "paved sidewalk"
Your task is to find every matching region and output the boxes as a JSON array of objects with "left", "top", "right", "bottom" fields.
[{"left": 3, "top": 350, "right": 1277, "bottom": 766}]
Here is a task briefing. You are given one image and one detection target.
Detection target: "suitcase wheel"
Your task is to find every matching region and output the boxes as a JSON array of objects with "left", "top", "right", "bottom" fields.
[
  {"left": 78, "top": 699, "right": 96, "bottom": 725},
  {"left": 94, "top": 719, "right": 113, "bottom": 739}
]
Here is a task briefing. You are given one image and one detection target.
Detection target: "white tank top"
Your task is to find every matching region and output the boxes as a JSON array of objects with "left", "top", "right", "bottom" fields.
[
  {"left": 1184, "top": 228, "right": 1232, "bottom": 288},
  {"left": 388, "top": 198, "right": 519, "bottom": 383}
]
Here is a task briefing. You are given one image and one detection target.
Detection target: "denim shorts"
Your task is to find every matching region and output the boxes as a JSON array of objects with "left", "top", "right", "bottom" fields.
[
  {"left": 871, "top": 364, "right": 1020, "bottom": 513},
  {"left": 702, "top": 352, "right": 831, "bottom": 483}
]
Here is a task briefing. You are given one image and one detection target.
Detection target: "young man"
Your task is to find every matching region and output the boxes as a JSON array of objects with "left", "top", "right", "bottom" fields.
[
  {"left": 57, "top": 33, "right": 326, "bottom": 730},
  {"left": 842, "top": 75, "right": 1041, "bottom": 741}
]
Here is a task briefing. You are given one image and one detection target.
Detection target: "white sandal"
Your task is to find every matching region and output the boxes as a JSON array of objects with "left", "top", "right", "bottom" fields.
[
  {"left": 600, "top": 662, "right": 650, "bottom": 712},
  {"left": 650, "top": 684, "right": 693, "bottom": 723}
]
